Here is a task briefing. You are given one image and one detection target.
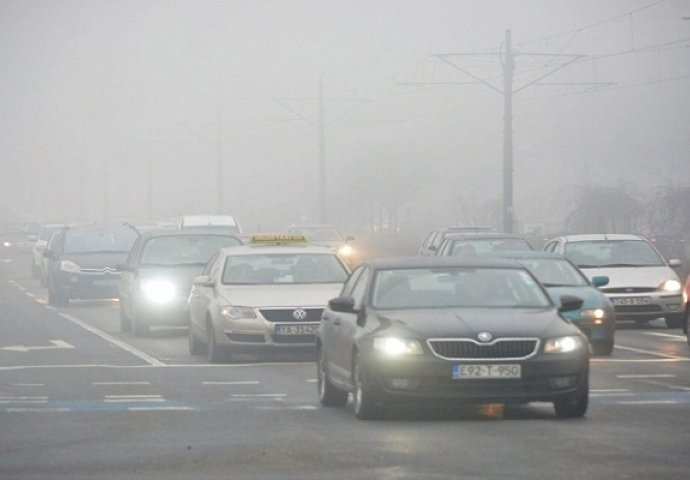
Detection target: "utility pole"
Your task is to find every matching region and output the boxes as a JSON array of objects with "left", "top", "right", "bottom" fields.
[
  {"left": 502, "top": 30, "right": 515, "bottom": 233},
  {"left": 216, "top": 104, "right": 224, "bottom": 214},
  {"left": 318, "top": 79, "right": 327, "bottom": 223},
  {"left": 147, "top": 130, "right": 153, "bottom": 220}
]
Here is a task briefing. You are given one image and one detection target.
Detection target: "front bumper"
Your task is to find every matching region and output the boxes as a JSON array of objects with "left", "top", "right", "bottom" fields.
[
  {"left": 357, "top": 351, "right": 589, "bottom": 405},
  {"left": 132, "top": 295, "right": 189, "bottom": 326},
  {"left": 604, "top": 292, "right": 683, "bottom": 322},
  {"left": 55, "top": 272, "right": 120, "bottom": 300}
]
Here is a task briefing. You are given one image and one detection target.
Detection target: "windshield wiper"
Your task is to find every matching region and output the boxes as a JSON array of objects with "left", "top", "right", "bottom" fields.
[
  {"left": 543, "top": 282, "right": 576, "bottom": 288},
  {"left": 597, "top": 263, "right": 641, "bottom": 268}
]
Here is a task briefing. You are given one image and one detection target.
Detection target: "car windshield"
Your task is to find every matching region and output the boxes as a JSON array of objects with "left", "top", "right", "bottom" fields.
[
  {"left": 372, "top": 267, "right": 551, "bottom": 309},
  {"left": 222, "top": 253, "right": 348, "bottom": 284},
  {"left": 516, "top": 258, "right": 588, "bottom": 287},
  {"left": 449, "top": 238, "right": 531, "bottom": 256},
  {"left": 564, "top": 240, "right": 665, "bottom": 267},
  {"left": 63, "top": 228, "right": 138, "bottom": 254},
  {"left": 289, "top": 226, "right": 343, "bottom": 241},
  {"left": 140, "top": 235, "right": 241, "bottom": 266},
  {"left": 38, "top": 226, "right": 64, "bottom": 241},
  {"left": 4, "top": 222, "right": 40, "bottom": 236}
]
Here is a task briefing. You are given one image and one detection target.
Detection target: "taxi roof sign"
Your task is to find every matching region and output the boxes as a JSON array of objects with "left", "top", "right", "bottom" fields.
[{"left": 251, "top": 234, "right": 307, "bottom": 245}]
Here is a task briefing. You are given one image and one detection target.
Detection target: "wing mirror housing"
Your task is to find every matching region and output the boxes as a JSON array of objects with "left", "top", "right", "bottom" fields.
[
  {"left": 328, "top": 296, "right": 356, "bottom": 314},
  {"left": 668, "top": 258, "right": 682, "bottom": 268},
  {"left": 591, "top": 275, "right": 609, "bottom": 287},
  {"left": 193, "top": 275, "right": 214, "bottom": 287},
  {"left": 559, "top": 295, "right": 584, "bottom": 313}
]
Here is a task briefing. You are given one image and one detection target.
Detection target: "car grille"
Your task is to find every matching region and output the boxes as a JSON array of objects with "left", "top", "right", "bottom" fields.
[
  {"left": 427, "top": 338, "right": 539, "bottom": 360},
  {"left": 602, "top": 287, "right": 656, "bottom": 294},
  {"left": 270, "top": 334, "right": 316, "bottom": 344},
  {"left": 259, "top": 308, "right": 323, "bottom": 323},
  {"left": 614, "top": 305, "right": 664, "bottom": 314}
]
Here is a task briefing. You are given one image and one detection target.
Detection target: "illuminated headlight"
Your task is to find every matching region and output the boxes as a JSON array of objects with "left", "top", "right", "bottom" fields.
[
  {"left": 373, "top": 337, "right": 423, "bottom": 356},
  {"left": 140, "top": 279, "right": 176, "bottom": 303},
  {"left": 221, "top": 306, "right": 257, "bottom": 319},
  {"left": 3, "top": 241, "right": 12, "bottom": 247},
  {"left": 658, "top": 279, "right": 681, "bottom": 293},
  {"left": 60, "top": 260, "right": 81, "bottom": 274},
  {"left": 580, "top": 308, "right": 606, "bottom": 320},
  {"left": 337, "top": 244, "right": 354, "bottom": 257},
  {"left": 544, "top": 336, "right": 583, "bottom": 354}
]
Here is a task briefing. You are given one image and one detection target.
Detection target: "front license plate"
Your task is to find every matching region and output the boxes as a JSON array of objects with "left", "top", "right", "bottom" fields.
[
  {"left": 274, "top": 324, "right": 319, "bottom": 335},
  {"left": 452, "top": 364, "right": 521, "bottom": 379},
  {"left": 92, "top": 279, "right": 117, "bottom": 287},
  {"left": 610, "top": 296, "right": 651, "bottom": 306}
]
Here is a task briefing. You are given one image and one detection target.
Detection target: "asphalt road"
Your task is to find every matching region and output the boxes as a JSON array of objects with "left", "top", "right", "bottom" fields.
[{"left": 1, "top": 254, "right": 689, "bottom": 480}]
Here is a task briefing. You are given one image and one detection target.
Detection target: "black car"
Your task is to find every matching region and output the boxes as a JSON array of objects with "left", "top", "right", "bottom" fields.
[
  {"left": 44, "top": 224, "right": 138, "bottom": 305},
  {"left": 118, "top": 229, "right": 242, "bottom": 336},
  {"left": 436, "top": 232, "right": 533, "bottom": 256},
  {"left": 317, "top": 256, "right": 589, "bottom": 419},
  {"left": 417, "top": 227, "right": 492, "bottom": 256}
]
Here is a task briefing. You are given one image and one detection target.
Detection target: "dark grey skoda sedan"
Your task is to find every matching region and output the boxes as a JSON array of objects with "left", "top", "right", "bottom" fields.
[{"left": 317, "top": 256, "right": 589, "bottom": 419}]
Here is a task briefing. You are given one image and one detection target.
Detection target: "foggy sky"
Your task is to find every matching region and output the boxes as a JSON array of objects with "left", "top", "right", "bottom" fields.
[{"left": 1, "top": 0, "right": 689, "bottom": 236}]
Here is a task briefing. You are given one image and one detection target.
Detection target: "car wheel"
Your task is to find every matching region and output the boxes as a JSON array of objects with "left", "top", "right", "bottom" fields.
[
  {"left": 119, "top": 303, "right": 131, "bottom": 333},
  {"left": 664, "top": 314, "right": 684, "bottom": 329},
  {"left": 352, "top": 357, "right": 384, "bottom": 420},
  {"left": 317, "top": 347, "right": 348, "bottom": 407},
  {"left": 591, "top": 339, "right": 613, "bottom": 355},
  {"left": 206, "top": 319, "right": 229, "bottom": 363},
  {"left": 131, "top": 309, "right": 149, "bottom": 337},
  {"left": 48, "top": 285, "right": 68, "bottom": 306},
  {"left": 553, "top": 377, "right": 588, "bottom": 419},
  {"left": 189, "top": 320, "right": 205, "bottom": 355}
]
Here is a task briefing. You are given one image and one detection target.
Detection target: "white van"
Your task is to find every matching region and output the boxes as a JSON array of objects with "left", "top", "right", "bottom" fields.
[{"left": 178, "top": 215, "right": 242, "bottom": 234}]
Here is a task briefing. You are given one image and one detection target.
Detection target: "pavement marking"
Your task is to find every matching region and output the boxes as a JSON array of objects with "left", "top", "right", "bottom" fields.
[
  {"left": 591, "top": 389, "right": 630, "bottom": 393},
  {"left": 25, "top": 292, "right": 35, "bottom": 299},
  {"left": 591, "top": 358, "right": 689, "bottom": 363},
  {"left": 128, "top": 406, "right": 197, "bottom": 412},
  {"left": 1, "top": 339, "right": 75, "bottom": 352},
  {"left": 635, "top": 379, "right": 690, "bottom": 392},
  {"left": 590, "top": 392, "right": 635, "bottom": 397},
  {"left": 57, "top": 312, "right": 166, "bottom": 367},
  {"left": 255, "top": 405, "right": 319, "bottom": 411},
  {"left": 202, "top": 381, "right": 260, "bottom": 385},
  {"left": 306, "top": 378, "right": 317, "bottom": 383},
  {"left": 10, "top": 383, "right": 45, "bottom": 386},
  {"left": 617, "top": 400, "right": 681, "bottom": 405},
  {"left": 229, "top": 393, "right": 287, "bottom": 398},
  {"left": 93, "top": 382, "right": 151, "bottom": 386},
  {"left": 105, "top": 395, "right": 165, "bottom": 403},
  {"left": 643, "top": 332, "right": 686, "bottom": 341},
  {"left": 617, "top": 374, "right": 676, "bottom": 379},
  {"left": 6, "top": 408, "right": 72, "bottom": 413},
  {"left": 613, "top": 344, "right": 690, "bottom": 360},
  {"left": 0, "top": 362, "right": 313, "bottom": 371}
]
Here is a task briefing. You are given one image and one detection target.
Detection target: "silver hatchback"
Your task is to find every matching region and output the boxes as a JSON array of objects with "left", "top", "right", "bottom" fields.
[{"left": 544, "top": 234, "right": 684, "bottom": 328}]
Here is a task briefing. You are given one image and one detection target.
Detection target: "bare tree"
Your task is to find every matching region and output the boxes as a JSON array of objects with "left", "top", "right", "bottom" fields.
[{"left": 563, "top": 186, "right": 643, "bottom": 234}]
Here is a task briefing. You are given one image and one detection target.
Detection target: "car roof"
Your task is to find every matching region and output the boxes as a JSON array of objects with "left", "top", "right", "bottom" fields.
[
  {"left": 180, "top": 215, "right": 238, "bottom": 227},
  {"left": 486, "top": 251, "right": 566, "bottom": 260},
  {"left": 137, "top": 229, "right": 242, "bottom": 240},
  {"left": 64, "top": 224, "right": 137, "bottom": 233},
  {"left": 443, "top": 232, "right": 528, "bottom": 240},
  {"left": 219, "top": 244, "right": 334, "bottom": 256},
  {"left": 364, "top": 256, "right": 523, "bottom": 270},
  {"left": 560, "top": 233, "right": 645, "bottom": 242}
]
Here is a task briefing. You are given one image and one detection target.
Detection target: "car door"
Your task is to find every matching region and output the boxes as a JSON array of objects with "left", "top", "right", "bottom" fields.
[
  {"left": 118, "top": 237, "right": 142, "bottom": 318},
  {"left": 328, "top": 265, "right": 371, "bottom": 384},
  {"left": 188, "top": 252, "right": 221, "bottom": 332}
]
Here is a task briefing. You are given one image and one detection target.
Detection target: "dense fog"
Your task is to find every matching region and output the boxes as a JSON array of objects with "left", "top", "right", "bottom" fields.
[{"left": 1, "top": 0, "right": 689, "bottom": 241}]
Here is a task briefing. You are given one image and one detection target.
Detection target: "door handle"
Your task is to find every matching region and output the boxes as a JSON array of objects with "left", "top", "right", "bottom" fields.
[{"left": 333, "top": 318, "right": 341, "bottom": 326}]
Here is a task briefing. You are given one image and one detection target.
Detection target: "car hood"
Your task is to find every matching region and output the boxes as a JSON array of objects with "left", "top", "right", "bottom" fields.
[
  {"left": 61, "top": 252, "right": 129, "bottom": 270},
  {"left": 373, "top": 307, "right": 574, "bottom": 339},
  {"left": 306, "top": 240, "right": 344, "bottom": 251},
  {"left": 579, "top": 266, "right": 678, "bottom": 289},
  {"left": 218, "top": 283, "right": 343, "bottom": 307},
  {"left": 137, "top": 265, "right": 205, "bottom": 289}
]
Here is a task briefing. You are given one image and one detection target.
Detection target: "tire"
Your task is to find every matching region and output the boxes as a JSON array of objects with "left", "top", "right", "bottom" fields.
[
  {"left": 119, "top": 301, "right": 131, "bottom": 333},
  {"left": 189, "top": 321, "right": 205, "bottom": 355},
  {"left": 591, "top": 339, "right": 613, "bottom": 355},
  {"left": 206, "top": 319, "right": 229, "bottom": 363},
  {"left": 48, "top": 285, "right": 68, "bottom": 306},
  {"left": 317, "top": 347, "right": 348, "bottom": 407},
  {"left": 131, "top": 309, "right": 149, "bottom": 337},
  {"left": 664, "top": 314, "right": 684, "bottom": 329},
  {"left": 554, "top": 377, "right": 588, "bottom": 418},
  {"left": 352, "top": 357, "right": 385, "bottom": 420}
]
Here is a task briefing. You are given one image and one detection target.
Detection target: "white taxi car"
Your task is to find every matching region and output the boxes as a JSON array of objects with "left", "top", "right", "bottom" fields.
[{"left": 187, "top": 234, "right": 350, "bottom": 362}]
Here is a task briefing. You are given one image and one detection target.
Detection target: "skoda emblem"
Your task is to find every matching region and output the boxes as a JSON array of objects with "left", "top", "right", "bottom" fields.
[
  {"left": 478, "top": 332, "right": 493, "bottom": 343},
  {"left": 292, "top": 309, "right": 308, "bottom": 321}
]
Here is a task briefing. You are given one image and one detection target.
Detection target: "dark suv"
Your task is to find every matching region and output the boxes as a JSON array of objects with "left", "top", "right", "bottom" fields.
[{"left": 44, "top": 224, "right": 138, "bottom": 305}]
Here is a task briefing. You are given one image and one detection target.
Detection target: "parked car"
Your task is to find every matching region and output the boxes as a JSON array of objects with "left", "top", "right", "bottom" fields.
[
  {"left": 43, "top": 224, "right": 139, "bottom": 305},
  {"left": 1, "top": 222, "right": 40, "bottom": 257},
  {"left": 417, "top": 227, "right": 492, "bottom": 256},
  {"left": 544, "top": 234, "right": 684, "bottom": 328},
  {"left": 188, "top": 234, "right": 349, "bottom": 362},
  {"left": 287, "top": 224, "right": 357, "bottom": 266},
  {"left": 491, "top": 251, "right": 616, "bottom": 354},
  {"left": 118, "top": 229, "right": 242, "bottom": 336},
  {"left": 317, "top": 256, "right": 589, "bottom": 419},
  {"left": 178, "top": 215, "right": 242, "bottom": 234},
  {"left": 436, "top": 232, "right": 533, "bottom": 257},
  {"left": 682, "top": 275, "right": 690, "bottom": 347},
  {"left": 31, "top": 223, "right": 66, "bottom": 278}
]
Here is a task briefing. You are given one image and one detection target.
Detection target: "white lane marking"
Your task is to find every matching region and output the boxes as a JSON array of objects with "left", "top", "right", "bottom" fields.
[
  {"left": 0, "top": 396, "right": 49, "bottom": 400},
  {"left": 592, "top": 358, "right": 689, "bottom": 363},
  {"left": 202, "top": 381, "right": 260, "bottom": 385},
  {"left": 105, "top": 396, "right": 165, "bottom": 403},
  {"left": 44, "top": 305, "right": 56, "bottom": 311},
  {"left": 35, "top": 298, "right": 48, "bottom": 305},
  {"left": 1, "top": 340, "right": 75, "bottom": 353},
  {"left": 10, "top": 383, "right": 45, "bottom": 387},
  {"left": 636, "top": 379, "right": 690, "bottom": 392},
  {"left": 93, "top": 382, "right": 151, "bottom": 386},
  {"left": 6, "top": 408, "right": 72, "bottom": 413},
  {"left": 57, "top": 312, "right": 166, "bottom": 367},
  {"left": 128, "top": 407, "right": 196, "bottom": 411},
  {"left": 0, "top": 362, "right": 312, "bottom": 371},
  {"left": 644, "top": 332, "right": 686, "bottom": 340},
  {"left": 255, "top": 405, "right": 318, "bottom": 411},
  {"left": 306, "top": 378, "right": 317, "bottom": 383},
  {"left": 614, "top": 345, "right": 690, "bottom": 360},
  {"left": 591, "top": 389, "right": 630, "bottom": 393},
  {"left": 105, "top": 395, "right": 162, "bottom": 399},
  {"left": 25, "top": 292, "right": 35, "bottom": 299},
  {"left": 590, "top": 393, "right": 635, "bottom": 397},
  {"left": 229, "top": 394, "right": 287, "bottom": 398},
  {"left": 617, "top": 400, "right": 681, "bottom": 405},
  {"left": 617, "top": 374, "right": 676, "bottom": 379}
]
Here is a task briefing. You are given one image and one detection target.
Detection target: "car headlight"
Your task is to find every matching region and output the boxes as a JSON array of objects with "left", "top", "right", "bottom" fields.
[
  {"left": 60, "top": 260, "right": 81, "bottom": 274},
  {"left": 658, "top": 279, "right": 681, "bottom": 292},
  {"left": 337, "top": 244, "right": 354, "bottom": 257},
  {"left": 580, "top": 308, "right": 606, "bottom": 320},
  {"left": 140, "top": 279, "right": 176, "bottom": 303},
  {"left": 3, "top": 241, "right": 12, "bottom": 248},
  {"left": 373, "top": 337, "right": 423, "bottom": 356},
  {"left": 221, "top": 306, "right": 257, "bottom": 319},
  {"left": 543, "top": 336, "right": 583, "bottom": 354}
]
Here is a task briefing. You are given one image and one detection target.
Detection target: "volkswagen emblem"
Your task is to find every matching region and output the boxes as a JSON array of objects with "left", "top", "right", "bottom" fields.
[
  {"left": 477, "top": 332, "right": 493, "bottom": 343},
  {"left": 292, "top": 309, "right": 308, "bottom": 321}
]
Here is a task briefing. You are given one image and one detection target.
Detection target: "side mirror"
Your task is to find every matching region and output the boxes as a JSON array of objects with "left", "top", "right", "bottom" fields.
[
  {"left": 668, "top": 259, "right": 682, "bottom": 268},
  {"left": 328, "top": 296, "right": 356, "bottom": 314},
  {"left": 591, "top": 275, "right": 609, "bottom": 287},
  {"left": 193, "top": 275, "right": 214, "bottom": 287},
  {"left": 559, "top": 295, "right": 584, "bottom": 313}
]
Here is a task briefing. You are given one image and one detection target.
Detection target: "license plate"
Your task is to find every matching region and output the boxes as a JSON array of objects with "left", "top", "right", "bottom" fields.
[
  {"left": 452, "top": 364, "right": 521, "bottom": 379},
  {"left": 92, "top": 279, "right": 117, "bottom": 287},
  {"left": 274, "top": 324, "right": 319, "bottom": 335},
  {"left": 610, "top": 296, "right": 651, "bottom": 306}
]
